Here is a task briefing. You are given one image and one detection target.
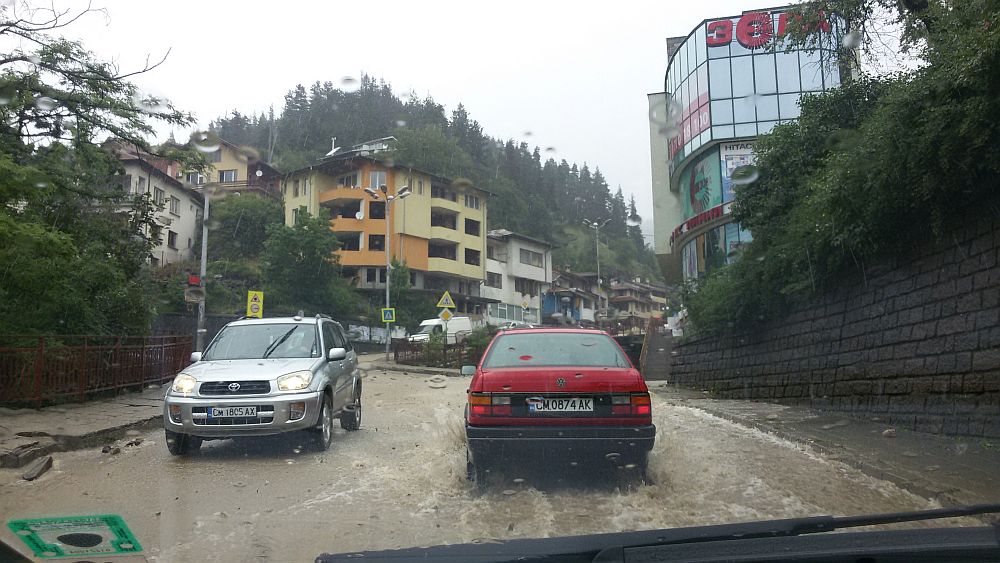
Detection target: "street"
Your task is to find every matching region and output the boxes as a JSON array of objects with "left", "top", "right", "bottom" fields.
[{"left": 0, "top": 367, "right": 972, "bottom": 562}]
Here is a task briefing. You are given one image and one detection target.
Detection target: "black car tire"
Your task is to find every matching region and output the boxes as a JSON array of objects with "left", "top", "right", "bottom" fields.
[
  {"left": 165, "top": 429, "right": 202, "bottom": 456},
  {"left": 340, "top": 383, "right": 362, "bottom": 431},
  {"left": 311, "top": 393, "right": 335, "bottom": 451}
]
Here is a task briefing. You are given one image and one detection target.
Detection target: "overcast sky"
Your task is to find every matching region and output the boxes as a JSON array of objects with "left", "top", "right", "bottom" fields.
[{"left": 57, "top": 0, "right": 771, "bottom": 238}]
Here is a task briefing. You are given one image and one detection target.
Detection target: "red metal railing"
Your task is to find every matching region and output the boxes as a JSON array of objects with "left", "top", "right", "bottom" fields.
[{"left": 0, "top": 335, "right": 192, "bottom": 407}]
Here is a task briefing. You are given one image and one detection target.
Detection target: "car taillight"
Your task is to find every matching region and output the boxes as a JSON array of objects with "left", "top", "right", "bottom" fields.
[
  {"left": 468, "top": 393, "right": 511, "bottom": 416},
  {"left": 611, "top": 393, "right": 651, "bottom": 416}
]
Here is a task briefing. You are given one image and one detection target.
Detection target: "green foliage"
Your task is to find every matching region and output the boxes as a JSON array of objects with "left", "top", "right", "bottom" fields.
[
  {"left": 261, "top": 209, "right": 357, "bottom": 316},
  {"left": 207, "top": 193, "right": 284, "bottom": 261},
  {"left": 388, "top": 260, "right": 438, "bottom": 333},
  {"left": 393, "top": 125, "right": 476, "bottom": 179},
  {"left": 686, "top": 0, "right": 1000, "bottom": 334}
]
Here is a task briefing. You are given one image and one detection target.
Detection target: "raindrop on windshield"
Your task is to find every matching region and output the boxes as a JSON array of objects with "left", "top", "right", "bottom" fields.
[
  {"left": 626, "top": 213, "right": 642, "bottom": 227},
  {"left": 34, "top": 181, "right": 47, "bottom": 188},
  {"left": 341, "top": 76, "right": 359, "bottom": 92},
  {"left": 523, "top": 131, "right": 532, "bottom": 137},
  {"left": 34, "top": 96, "right": 57, "bottom": 110},
  {"left": 26, "top": 54, "right": 41, "bottom": 65},
  {"left": 512, "top": 478, "right": 525, "bottom": 484},
  {"left": 395, "top": 119, "right": 407, "bottom": 127},
  {"left": 191, "top": 131, "right": 221, "bottom": 153},
  {"left": 0, "top": 84, "right": 15, "bottom": 105},
  {"left": 544, "top": 146, "right": 556, "bottom": 153},
  {"left": 255, "top": 169, "right": 264, "bottom": 177},
  {"left": 657, "top": 125, "right": 681, "bottom": 138},
  {"left": 501, "top": 489, "right": 517, "bottom": 496},
  {"left": 842, "top": 30, "right": 862, "bottom": 49},
  {"left": 235, "top": 145, "right": 260, "bottom": 163},
  {"left": 730, "top": 165, "right": 760, "bottom": 185},
  {"left": 133, "top": 91, "right": 171, "bottom": 115}
]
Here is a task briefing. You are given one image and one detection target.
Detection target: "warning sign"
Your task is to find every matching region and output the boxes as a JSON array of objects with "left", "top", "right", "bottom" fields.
[
  {"left": 438, "top": 308, "right": 454, "bottom": 322},
  {"left": 246, "top": 291, "right": 264, "bottom": 318},
  {"left": 436, "top": 291, "right": 456, "bottom": 309},
  {"left": 381, "top": 307, "right": 396, "bottom": 323},
  {"left": 7, "top": 514, "right": 142, "bottom": 559}
]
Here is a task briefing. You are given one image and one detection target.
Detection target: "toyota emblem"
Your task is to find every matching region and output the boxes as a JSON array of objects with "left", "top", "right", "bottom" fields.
[
  {"left": 228, "top": 382, "right": 241, "bottom": 392},
  {"left": 556, "top": 378, "right": 566, "bottom": 388}
]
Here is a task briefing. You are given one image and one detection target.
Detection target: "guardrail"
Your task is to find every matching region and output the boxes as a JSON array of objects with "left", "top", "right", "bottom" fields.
[{"left": 0, "top": 335, "right": 192, "bottom": 407}]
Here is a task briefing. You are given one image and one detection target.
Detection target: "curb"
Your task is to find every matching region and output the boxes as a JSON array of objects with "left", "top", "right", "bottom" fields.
[
  {"left": 659, "top": 394, "right": 974, "bottom": 509},
  {"left": 369, "top": 363, "right": 465, "bottom": 377},
  {"left": 1, "top": 414, "right": 163, "bottom": 469}
]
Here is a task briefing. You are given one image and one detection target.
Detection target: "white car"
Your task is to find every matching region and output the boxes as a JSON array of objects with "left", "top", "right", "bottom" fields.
[{"left": 163, "top": 314, "right": 363, "bottom": 455}]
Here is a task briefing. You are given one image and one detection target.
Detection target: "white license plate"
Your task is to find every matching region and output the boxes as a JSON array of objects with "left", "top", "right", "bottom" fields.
[
  {"left": 209, "top": 406, "right": 257, "bottom": 418},
  {"left": 529, "top": 398, "right": 593, "bottom": 412}
]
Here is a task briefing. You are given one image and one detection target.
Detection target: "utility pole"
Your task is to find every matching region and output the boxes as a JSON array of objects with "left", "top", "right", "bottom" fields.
[
  {"left": 365, "top": 183, "right": 411, "bottom": 361},
  {"left": 583, "top": 218, "right": 611, "bottom": 327},
  {"left": 195, "top": 189, "right": 210, "bottom": 351}
]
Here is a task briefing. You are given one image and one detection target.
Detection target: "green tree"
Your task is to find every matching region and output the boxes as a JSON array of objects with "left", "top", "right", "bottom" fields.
[
  {"left": 388, "top": 260, "right": 438, "bottom": 334},
  {"left": 261, "top": 210, "right": 357, "bottom": 316},
  {"left": 207, "top": 193, "right": 284, "bottom": 261}
]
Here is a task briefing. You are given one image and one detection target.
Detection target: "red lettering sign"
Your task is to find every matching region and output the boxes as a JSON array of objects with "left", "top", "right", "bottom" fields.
[
  {"left": 706, "top": 20, "right": 732, "bottom": 47},
  {"left": 736, "top": 11, "right": 773, "bottom": 49}
]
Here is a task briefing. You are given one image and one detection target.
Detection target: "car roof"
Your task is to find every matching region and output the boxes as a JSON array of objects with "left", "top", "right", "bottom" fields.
[
  {"left": 227, "top": 316, "right": 330, "bottom": 327},
  {"left": 495, "top": 327, "right": 607, "bottom": 335}
]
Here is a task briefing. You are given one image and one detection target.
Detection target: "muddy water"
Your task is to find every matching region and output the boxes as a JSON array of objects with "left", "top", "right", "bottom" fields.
[{"left": 0, "top": 369, "right": 971, "bottom": 562}]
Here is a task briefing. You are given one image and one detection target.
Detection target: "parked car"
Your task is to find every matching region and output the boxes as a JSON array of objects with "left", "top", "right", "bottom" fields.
[
  {"left": 463, "top": 328, "right": 655, "bottom": 485},
  {"left": 494, "top": 320, "right": 538, "bottom": 330},
  {"left": 408, "top": 316, "right": 473, "bottom": 344},
  {"left": 163, "top": 314, "right": 363, "bottom": 455}
]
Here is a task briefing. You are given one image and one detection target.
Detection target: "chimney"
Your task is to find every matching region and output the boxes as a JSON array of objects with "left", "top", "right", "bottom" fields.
[{"left": 331, "top": 137, "right": 338, "bottom": 151}]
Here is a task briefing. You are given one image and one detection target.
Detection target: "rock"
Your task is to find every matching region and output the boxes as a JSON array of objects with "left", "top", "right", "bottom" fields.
[
  {"left": 108, "top": 446, "right": 121, "bottom": 455},
  {"left": 124, "top": 438, "right": 143, "bottom": 447},
  {"left": 882, "top": 428, "right": 897, "bottom": 438},
  {"left": 101, "top": 445, "right": 112, "bottom": 453},
  {"left": 765, "top": 414, "right": 780, "bottom": 420},
  {"left": 21, "top": 455, "right": 52, "bottom": 481},
  {"left": 1, "top": 440, "right": 42, "bottom": 468}
]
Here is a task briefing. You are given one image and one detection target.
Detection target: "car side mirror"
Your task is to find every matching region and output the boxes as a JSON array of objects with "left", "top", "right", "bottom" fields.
[
  {"left": 461, "top": 365, "right": 476, "bottom": 376},
  {"left": 190, "top": 352, "right": 202, "bottom": 363},
  {"left": 328, "top": 347, "right": 347, "bottom": 361}
]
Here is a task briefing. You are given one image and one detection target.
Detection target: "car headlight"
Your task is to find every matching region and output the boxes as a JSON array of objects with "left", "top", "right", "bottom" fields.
[
  {"left": 171, "top": 373, "right": 197, "bottom": 394},
  {"left": 277, "top": 371, "right": 313, "bottom": 391}
]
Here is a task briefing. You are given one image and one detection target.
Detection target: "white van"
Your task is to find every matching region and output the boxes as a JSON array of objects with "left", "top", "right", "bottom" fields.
[{"left": 408, "top": 317, "right": 473, "bottom": 344}]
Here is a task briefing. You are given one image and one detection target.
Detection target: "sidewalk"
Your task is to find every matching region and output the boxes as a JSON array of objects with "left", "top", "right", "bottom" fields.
[
  {"left": 649, "top": 382, "right": 1000, "bottom": 508},
  {"left": 357, "top": 353, "right": 463, "bottom": 377},
  {"left": 0, "top": 385, "right": 165, "bottom": 469}
]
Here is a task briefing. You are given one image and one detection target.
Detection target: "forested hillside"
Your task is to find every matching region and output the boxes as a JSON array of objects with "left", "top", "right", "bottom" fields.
[{"left": 210, "top": 75, "right": 660, "bottom": 281}]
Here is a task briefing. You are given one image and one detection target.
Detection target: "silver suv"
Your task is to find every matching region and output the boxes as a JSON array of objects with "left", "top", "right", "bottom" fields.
[{"left": 163, "top": 314, "right": 362, "bottom": 455}]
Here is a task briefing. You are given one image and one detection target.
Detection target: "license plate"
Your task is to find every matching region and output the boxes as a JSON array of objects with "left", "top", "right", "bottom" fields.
[
  {"left": 528, "top": 398, "right": 593, "bottom": 412},
  {"left": 209, "top": 406, "right": 257, "bottom": 418}
]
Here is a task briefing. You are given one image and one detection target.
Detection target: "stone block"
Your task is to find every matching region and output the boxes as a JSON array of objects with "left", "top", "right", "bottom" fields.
[
  {"left": 983, "top": 288, "right": 999, "bottom": 309},
  {"left": 963, "top": 373, "right": 985, "bottom": 393},
  {"left": 970, "top": 232, "right": 995, "bottom": 256},
  {"left": 937, "top": 314, "right": 968, "bottom": 336},
  {"left": 953, "top": 332, "right": 980, "bottom": 352},
  {"left": 957, "top": 292, "right": 982, "bottom": 314},
  {"left": 973, "top": 349, "right": 1000, "bottom": 372},
  {"left": 975, "top": 307, "right": 999, "bottom": 330}
]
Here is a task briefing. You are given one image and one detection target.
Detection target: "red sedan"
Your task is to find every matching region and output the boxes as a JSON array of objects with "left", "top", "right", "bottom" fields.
[{"left": 463, "top": 328, "right": 655, "bottom": 485}]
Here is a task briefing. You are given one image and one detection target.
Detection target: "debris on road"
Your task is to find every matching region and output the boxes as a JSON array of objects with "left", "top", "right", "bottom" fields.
[
  {"left": 101, "top": 445, "right": 121, "bottom": 455},
  {"left": 882, "top": 428, "right": 897, "bottom": 438},
  {"left": 124, "top": 438, "right": 143, "bottom": 448},
  {"left": 21, "top": 455, "right": 53, "bottom": 481},
  {"left": 427, "top": 376, "right": 447, "bottom": 389}
]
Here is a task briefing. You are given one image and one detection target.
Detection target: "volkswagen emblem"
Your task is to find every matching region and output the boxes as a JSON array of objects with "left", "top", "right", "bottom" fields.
[
  {"left": 555, "top": 378, "right": 566, "bottom": 388},
  {"left": 228, "top": 382, "right": 241, "bottom": 392}
]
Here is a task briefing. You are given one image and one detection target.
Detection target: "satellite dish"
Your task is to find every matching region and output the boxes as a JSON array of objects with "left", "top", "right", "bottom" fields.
[{"left": 355, "top": 211, "right": 364, "bottom": 220}]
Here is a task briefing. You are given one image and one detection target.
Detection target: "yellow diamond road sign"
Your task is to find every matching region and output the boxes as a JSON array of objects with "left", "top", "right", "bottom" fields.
[
  {"left": 436, "top": 291, "right": 456, "bottom": 309},
  {"left": 246, "top": 291, "right": 264, "bottom": 318},
  {"left": 438, "top": 308, "right": 454, "bottom": 322}
]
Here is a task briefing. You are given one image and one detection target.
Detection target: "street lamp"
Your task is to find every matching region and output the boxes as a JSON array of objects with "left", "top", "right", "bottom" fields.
[
  {"left": 367, "top": 184, "right": 411, "bottom": 361},
  {"left": 195, "top": 187, "right": 240, "bottom": 352},
  {"left": 582, "top": 218, "right": 610, "bottom": 326}
]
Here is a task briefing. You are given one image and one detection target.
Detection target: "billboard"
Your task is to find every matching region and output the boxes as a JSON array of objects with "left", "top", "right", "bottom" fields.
[
  {"left": 720, "top": 141, "right": 756, "bottom": 203},
  {"left": 681, "top": 148, "right": 721, "bottom": 220}
]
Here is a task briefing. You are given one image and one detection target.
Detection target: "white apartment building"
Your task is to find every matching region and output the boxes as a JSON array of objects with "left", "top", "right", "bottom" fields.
[{"left": 483, "top": 229, "right": 552, "bottom": 324}]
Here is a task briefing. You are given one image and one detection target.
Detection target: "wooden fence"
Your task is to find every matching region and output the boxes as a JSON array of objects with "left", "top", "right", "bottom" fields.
[{"left": 0, "top": 335, "right": 192, "bottom": 407}]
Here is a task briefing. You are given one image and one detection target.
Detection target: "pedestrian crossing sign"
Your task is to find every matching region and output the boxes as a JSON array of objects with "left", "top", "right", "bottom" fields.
[
  {"left": 436, "top": 291, "right": 456, "bottom": 308},
  {"left": 246, "top": 291, "right": 264, "bottom": 318},
  {"left": 381, "top": 307, "right": 396, "bottom": 323}
]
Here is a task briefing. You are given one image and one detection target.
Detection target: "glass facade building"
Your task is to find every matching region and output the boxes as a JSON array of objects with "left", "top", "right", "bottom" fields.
[{"left": 651, "top": 5, "right": 847, "bottom": 282}]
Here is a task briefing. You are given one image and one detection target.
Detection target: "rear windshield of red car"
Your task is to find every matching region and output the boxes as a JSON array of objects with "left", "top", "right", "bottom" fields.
[{"left": 481, "top": 332, "right": 630, "bottom": 369}]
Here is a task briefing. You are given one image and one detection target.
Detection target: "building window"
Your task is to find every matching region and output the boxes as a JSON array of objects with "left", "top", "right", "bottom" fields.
[
  {"left": 464, "top": 194, "right": 480, "bottom": 209},
  {"left": 292, "top": 180, "right": 299, "bottom": 197},
  {"left": 168, "top": 196, "right": 180, "bottom": 215},
  {"left": 150, "top": 225, "right": 162, "bottom": 243},
  {"left": 369, "top": 201, "right": 386, "bottom": 220},
  {"left": 366, "top": 268, "right": 377, "bottom": 283},
  {"left": 464, "top": 219, "right": 480, "bottom": 236},
  {"left": 187, "top": 238, "right": 192, "bottom": 248},
  {"left": 428, "top": 243, "right": 457, "bottom": 260},
  {"left": 137, "top": 176, "right": 147, "bottom": 194},
  {"left": 369, "top": 234, "right": 385, "bottom": 251},
  {"left": 219, "top": 169, "right": 237, "bottom": 183},
  {"left": 167, "top": 230, "right": 178, "bottom": 249},
  {"left": 431, "top": 184, "right": 456, "bottom": 201},
  {"left": 339, "top": 173, "right": 358, "bottom": 187},
  {"left": 186, "top": 172, "right": 205, "bottom": 185},
  {"left": 417, "top": 179, "right": 424, "bottom": 195},
  {"left": 369, "top": 170, "right": 386, "bottom": 189},
  {"left": 465, "top": 249, "right": 481, "bottom": 266},
  {"left": 153, "top": 187, "right": 165, "bottom": 206},
  {"left": 409, "top": 271, "right": 417, "bottom": 286},
  {"left": 514, "top": 278, "right": 539, "bottom": 296},
  {"left": 430, "top": 211, "right": 457, "bottom": 229},
  {"left": 205, "top": 149, "right": 222, "bottom": 163},
  {"left": 486, "top": 272, "right": 502, "bottom": 288},
  {"left": 519, "top": 248, "right": 544, "bottom": 268}
]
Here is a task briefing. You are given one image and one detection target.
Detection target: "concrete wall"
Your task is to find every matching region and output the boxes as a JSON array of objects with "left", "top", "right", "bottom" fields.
[{"left": 669, "top": 215, "right": 1000, "bottom": 438}]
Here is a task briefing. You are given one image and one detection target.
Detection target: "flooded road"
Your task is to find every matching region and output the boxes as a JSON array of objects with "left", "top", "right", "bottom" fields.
[{"left": 0, "top": 369, "right": 965, "bottom": 561}]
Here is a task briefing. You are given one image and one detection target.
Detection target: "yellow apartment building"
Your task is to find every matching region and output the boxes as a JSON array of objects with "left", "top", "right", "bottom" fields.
[
  {"left": 181, "top": 136, "right": 281, "bottom": 197},
  {"left": 282, "top": 138, "right": 492, "bottom": 318}
]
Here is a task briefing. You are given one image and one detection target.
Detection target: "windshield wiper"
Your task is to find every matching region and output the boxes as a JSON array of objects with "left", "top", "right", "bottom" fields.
[{"left": 262, "top": 326, "right": 298, "bottom": 359}]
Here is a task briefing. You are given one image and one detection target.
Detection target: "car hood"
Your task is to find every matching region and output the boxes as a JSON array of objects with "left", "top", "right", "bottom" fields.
[
  {"left": 474, "top": 366, "right": 644, "bottom": 393},
  {"left": 181, "top": 358, "right": 320, "bottom": 382}
]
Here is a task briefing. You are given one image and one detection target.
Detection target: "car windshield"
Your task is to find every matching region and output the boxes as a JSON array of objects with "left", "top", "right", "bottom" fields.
[
  {"left": 482, "top": 332, "right": 629, "bottom": 368},
  {"left": 202, "top": 323, "right": 319, "bottom": 360},
  {"left": 416, "top": 324, "right": 440, "bottom": 335}
]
